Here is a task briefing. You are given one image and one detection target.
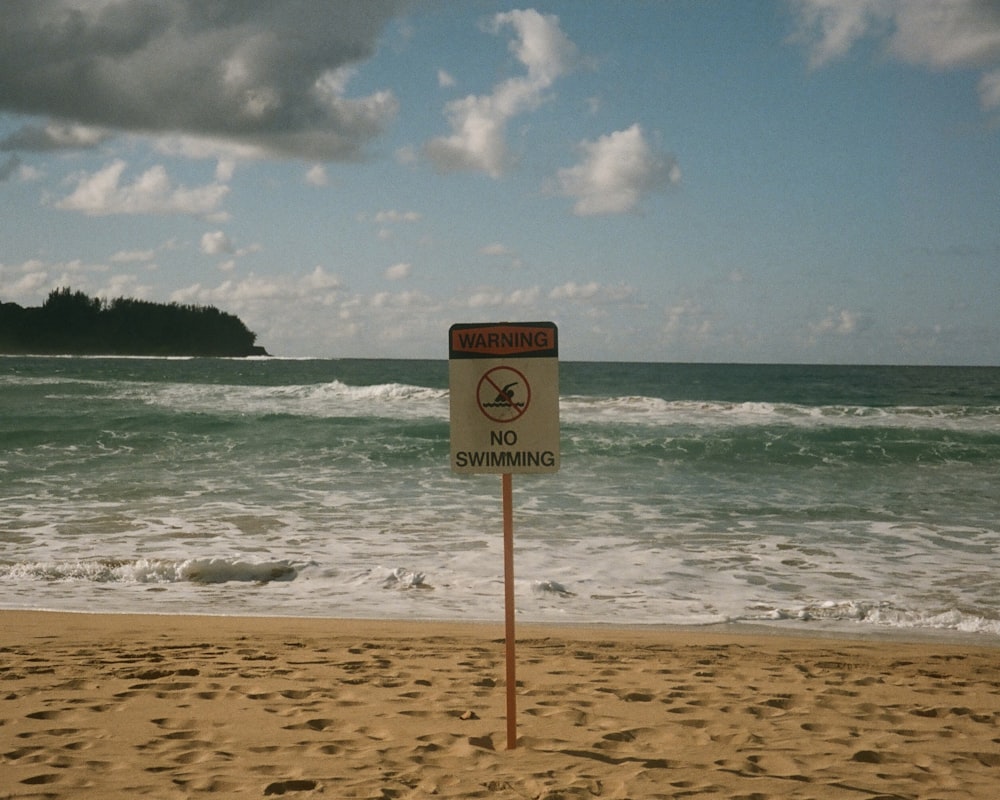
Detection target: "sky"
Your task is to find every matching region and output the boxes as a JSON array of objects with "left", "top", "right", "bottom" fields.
[{"left": 1, "top": 0, "right": 998, "bottom": 364}]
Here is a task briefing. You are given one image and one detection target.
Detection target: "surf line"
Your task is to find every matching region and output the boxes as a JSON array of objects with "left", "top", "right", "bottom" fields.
[{"left": 453, "top": 450, "right": 557, "bottom": 469}]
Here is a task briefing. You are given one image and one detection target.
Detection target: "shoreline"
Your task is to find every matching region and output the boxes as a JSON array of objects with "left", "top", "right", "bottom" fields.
[
  {"left": 9, "top": 606, "right": 1000, "bottom": 649},
  {"left": 4, "top": 610, "right": 999, "bottom": 798}
]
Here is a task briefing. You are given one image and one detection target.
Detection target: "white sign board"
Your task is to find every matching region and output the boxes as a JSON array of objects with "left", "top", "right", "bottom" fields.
[{"left": 449, "top": 322, "right": 559, "bottom": 474}]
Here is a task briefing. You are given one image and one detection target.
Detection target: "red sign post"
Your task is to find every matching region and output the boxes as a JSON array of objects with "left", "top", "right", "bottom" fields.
[{"left": 449, "top": 322, "right": 559, "bottom": 749}]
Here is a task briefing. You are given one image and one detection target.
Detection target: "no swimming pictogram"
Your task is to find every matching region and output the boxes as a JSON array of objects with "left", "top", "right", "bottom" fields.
[{"left": 477, "top": 365, "right": 530, "bottom": 423}]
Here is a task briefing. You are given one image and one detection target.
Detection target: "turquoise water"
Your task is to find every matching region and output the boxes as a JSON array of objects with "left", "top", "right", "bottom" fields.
[{"left": 2, "top": 356, "right": 999, "bottom": 640}]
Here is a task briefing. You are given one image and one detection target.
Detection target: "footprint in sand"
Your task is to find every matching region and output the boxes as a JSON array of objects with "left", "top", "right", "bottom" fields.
[
  {"left": 263, "top": 778, "right": 318, "bottom": 795},
  {"left": 20, "top": 773, "right": 62, "bottom": 786},
  {"left": 25, "top": 709, "right": 70, "bottom": 721},
  {"left": 282, "top": 717, "right": 337, "bottom": 732}
]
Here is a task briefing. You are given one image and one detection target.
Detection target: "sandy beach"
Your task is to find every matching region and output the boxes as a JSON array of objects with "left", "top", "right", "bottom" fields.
[{"left": 2, "top": 612, "right": 999, "bottom": 799}]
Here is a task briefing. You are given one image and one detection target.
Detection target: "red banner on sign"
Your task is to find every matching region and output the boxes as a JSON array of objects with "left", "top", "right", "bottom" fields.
[{"left": 449, "top": 322, "right": 557, "bottom": 359}]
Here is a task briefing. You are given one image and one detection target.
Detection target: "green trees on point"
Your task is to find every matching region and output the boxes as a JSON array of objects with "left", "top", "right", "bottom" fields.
[{"left": 0, "top": 288, "right": 267, "bottom": 357}]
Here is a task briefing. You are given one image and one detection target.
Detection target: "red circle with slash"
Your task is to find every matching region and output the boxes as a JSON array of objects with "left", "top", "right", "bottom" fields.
[{"left": 476, "top": 366, "right": 530, "bottom": 423}]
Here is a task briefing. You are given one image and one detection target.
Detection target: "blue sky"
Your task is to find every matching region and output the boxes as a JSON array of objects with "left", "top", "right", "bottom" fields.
[{"left": 1, "top": 0, "right": 998, "bottom": 364}]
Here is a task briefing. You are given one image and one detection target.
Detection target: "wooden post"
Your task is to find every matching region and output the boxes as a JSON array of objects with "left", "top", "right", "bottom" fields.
[{"left": 502, "top": 472, "right": 517, "bottom": 750}]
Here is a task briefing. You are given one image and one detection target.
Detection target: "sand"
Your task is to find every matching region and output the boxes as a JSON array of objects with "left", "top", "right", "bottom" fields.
[{"left": 2, "top": 612, "right": 999, "bottom": 799}]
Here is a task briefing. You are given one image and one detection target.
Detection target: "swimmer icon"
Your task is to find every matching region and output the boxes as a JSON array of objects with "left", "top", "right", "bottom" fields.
[
  {"left": 494, "top": 382, "right": 519, "bottom": 404},
  {"left": 477, "top": 366, "right": 530, "bottom": 422}
]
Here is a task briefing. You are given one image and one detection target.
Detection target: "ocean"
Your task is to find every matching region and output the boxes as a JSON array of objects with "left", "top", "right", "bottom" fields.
[{"left": 2, "top": 356, "right": 999, "bottom": 643}]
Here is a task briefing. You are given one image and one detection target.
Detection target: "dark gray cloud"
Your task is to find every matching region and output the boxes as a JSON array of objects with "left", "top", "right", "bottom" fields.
[
  {"left": 0, "top": 122, "right": 113, "bottom": 151},
  {"left": 0, "top": 0, "right": 408, "bottom": 160}
]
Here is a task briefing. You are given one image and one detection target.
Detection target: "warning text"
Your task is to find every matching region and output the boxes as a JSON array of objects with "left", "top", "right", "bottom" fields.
[{"left": 450, "top": 323, "right": 557, "bottom": 358}]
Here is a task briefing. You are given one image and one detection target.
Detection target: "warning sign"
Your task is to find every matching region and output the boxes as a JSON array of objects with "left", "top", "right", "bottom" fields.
[{"left": 449, "top": 322, "right": 559, "bottom": 474}]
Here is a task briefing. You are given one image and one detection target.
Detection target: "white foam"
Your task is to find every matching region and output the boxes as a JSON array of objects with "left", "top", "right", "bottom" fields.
[
  {"left": 0, "top": 557, "right": 303, "bottom": 585},
  {"left": 562, "top": 395, "right": 1000, "bottom": 432},
  {"left": 115, "top": 379, "right": 450, "bottom": 421}
]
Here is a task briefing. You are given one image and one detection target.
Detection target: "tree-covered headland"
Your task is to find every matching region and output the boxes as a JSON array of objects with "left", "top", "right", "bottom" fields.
[{"left": 0, "top": 288, "right": 269, "bottom": 357}]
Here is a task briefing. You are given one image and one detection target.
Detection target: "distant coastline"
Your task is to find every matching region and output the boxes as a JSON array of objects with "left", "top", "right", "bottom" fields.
[{"left": 0, "top": 288, "right": 269, "bottom": 357}]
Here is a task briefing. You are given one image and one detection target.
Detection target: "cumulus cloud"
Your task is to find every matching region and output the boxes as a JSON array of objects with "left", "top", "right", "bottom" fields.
[
  {"left": 480, "top": 243, "right": 512, "bottom": 257},
  {"left": 549, "top": 281, "right": 602, "bottom": 301},
  {"left": 810, "top": 307, "right": 865, "bottom": 336},
  {"left": 394, "top": 144, "right": 419, "bottom": 165},
  {"left": 465, "top": 288, "right": 506, "bottom": 308},
  {"left": 507, "top": 286, "right": 541, "bottom": 306},
  {"left": 552, "top": 124, "right": 680, "bottom": 216},
  {"left": 56, "top": 160, "right": 229, "bottom": 217},
  {"left": 201, "top": 231, "right": 234, "bottom": 256},
  {"left": 979, "top": 69, "right": 1000, "bottom": 110},
  {"left": 549, "top": 280, "right": 635, "bottom": 304},
  {"left": 788, "top": 0, "right": 887, "bottom": 69},
  {"left": 360, "top": 209, "right": 422, "bottom": 241},
  {"left": 304, "top": 164, "right": 329, "bottom": 186},
  {"left": 663, "top": 299, "right": 712, "bottom": 338},
  {"left": 0, "top": 257, "right": 124, "bottom": 304},
  {"left": 97, "top": 274, "right": 149, "bottom": 301},
  {"left": 478, "top": 242, "right": 523, "bottom": 269},
  {"left": 424, "top": 9, "right": 578, "bottom": 177},
  {"left": 173, "top": 265, "right": 343, "bottom": 310},
  {"left": 111, "top": 249, "right": 156, "bottom": 263},
  {"left": 463, "top": 280, "right": 634, "bottom": 312},
  {"left": 789, "top": 0, "right": 1000, "bottom": 109},
  {"left": 168, "top": 269, "right": 372, "bottom": 354},
  {"left": 384, "top": 262, "right": 412, "bottom": 281},
  {"left": 0, "top": 1, "right": 405, "bottom": 159},
  {"left": 200, "top": 231, "right": 261, "bottom": 268},
  {"left": 371, "top": 288, "right": 430, "bottom": 308},
  {"left": 463, "top": 285, "right": 542, "bottom": 309},
  {"left": 374, "top": 209, "right": 422, "bottom": 223},
  {"left": 154, "top": 135, "right": 268, "bottom": 165}
]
